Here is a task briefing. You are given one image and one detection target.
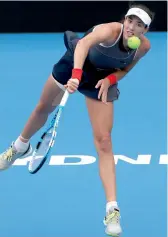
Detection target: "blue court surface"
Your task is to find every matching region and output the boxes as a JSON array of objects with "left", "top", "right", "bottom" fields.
[{"left": 0, "top": 32, "right": 167, "bottom": 237}]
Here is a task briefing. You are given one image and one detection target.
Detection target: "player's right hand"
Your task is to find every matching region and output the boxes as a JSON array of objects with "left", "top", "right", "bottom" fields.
[{"left": 64, "top": 78, "right": 79, "bottom": 93}]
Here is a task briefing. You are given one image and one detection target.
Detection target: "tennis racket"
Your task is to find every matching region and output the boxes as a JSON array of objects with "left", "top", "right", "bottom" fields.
[{"left": 28, "top": 90, "right": 69, "bottom": 174}]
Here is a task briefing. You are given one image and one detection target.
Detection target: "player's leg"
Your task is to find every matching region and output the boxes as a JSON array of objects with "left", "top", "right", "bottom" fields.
[
  {"left": 85, "top": 96, "right": 122, "bottom": 236},
  {"left": 0, "top": 75, "right": 64, "bottom": 170},
  {"left": 21, "top": 74, "right": 64, "bottom": 141}
]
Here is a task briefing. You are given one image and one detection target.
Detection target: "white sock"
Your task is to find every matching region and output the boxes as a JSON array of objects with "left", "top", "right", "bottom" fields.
[
  {"left": 106, "top": 201, "right": 118, "bottom": 213},
  {"left": 14, "top": 136, "right": 30, "bottom": 152}
]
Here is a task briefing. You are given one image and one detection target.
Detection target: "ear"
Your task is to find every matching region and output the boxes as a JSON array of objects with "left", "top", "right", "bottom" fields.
[{"left": 143, "top": 26, "right": 149, "bottom": 34}]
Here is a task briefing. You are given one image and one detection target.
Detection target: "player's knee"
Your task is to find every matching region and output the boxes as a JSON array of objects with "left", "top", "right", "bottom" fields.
[
  {"left": 36, "top": 101, "right": 54, "bottom": 114},
  {"left": 95, "top": 133, "right": 112, "bottom": 153}
]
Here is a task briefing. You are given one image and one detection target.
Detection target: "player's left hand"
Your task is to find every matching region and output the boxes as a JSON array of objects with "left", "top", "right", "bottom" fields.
[{"left": 95, "top": 78, "right": 110, "bottom": 104}]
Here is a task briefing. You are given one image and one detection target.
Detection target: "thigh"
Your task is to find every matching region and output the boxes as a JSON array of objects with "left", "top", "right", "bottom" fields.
[
  {"left": 85, "top": 96, "right": 114, "bottom": 137},
  {"left": 52, "top": 50, "right": 73, "bottom": 86},
  {"left": 39, "top": 74, "right": 64, "bottom": 107}
]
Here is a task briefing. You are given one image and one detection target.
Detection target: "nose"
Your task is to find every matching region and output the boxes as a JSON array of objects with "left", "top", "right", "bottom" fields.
[{"left": 129, "top": 23, "right": 134, "bottom": 31}]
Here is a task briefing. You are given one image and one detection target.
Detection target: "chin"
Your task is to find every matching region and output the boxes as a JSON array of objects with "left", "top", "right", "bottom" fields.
[{"left": 123, "top": 33, "right": 129, "bottom": 40}]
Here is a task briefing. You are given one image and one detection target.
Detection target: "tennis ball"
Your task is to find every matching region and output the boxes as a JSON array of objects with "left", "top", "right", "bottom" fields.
[{"left": 127, "top": 36, "right": 141, "bottom": 49}]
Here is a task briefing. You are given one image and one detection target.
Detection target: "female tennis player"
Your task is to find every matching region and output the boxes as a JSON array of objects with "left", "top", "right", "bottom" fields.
[{"left": 0, "top": 2, "right": 154, "bottom": 236}]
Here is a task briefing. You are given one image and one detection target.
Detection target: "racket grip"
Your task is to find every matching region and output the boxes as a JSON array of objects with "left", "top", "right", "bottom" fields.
[{"left": 60, "top": 90, "right": 69, "bottom": 106}]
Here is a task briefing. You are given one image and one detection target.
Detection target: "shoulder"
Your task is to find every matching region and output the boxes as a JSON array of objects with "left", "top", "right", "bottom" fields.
[
  {"left": 135, "top": 35, "right": 151, "bottom": 60},
  {"left": 92, "top": 22, "right": 123, "bottom": 41},
  {"left": 94, "top": 22, "right": 122, "bottom": 33},
  {"left": 141, "top": 36, "right": 151, "bottom": 53},
  {"left": 81, "top": 22, "right": 122, "bottom": 46}
]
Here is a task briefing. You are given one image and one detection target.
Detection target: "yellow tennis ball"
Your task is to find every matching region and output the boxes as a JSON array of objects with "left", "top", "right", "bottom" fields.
[{"left": 127, "top": 36, "right": 141, "bottom": 49}]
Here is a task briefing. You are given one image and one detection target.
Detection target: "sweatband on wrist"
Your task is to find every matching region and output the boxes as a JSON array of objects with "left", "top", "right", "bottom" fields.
[
  {"left": 106, "top": 74, "right": 117, "bottom": 85},
  {"left": 71, "top": 68, "right": 83, "bottom": 81}
]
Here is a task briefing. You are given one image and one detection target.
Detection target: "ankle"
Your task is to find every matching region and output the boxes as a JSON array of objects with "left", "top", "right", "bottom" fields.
[
  {"left": 106, "top": 201, "right": 118, "bottom": 213},
  {"left": 20, "top": 135, "right": 30, "bottom": 143},
  {"left": 14, "top": 136, "right": 30, "bottom": 152}
]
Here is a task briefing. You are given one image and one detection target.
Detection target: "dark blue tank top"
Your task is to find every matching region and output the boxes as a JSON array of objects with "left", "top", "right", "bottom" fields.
[{"left": 87, "top": 24, "right": 137, "bottom": 70}]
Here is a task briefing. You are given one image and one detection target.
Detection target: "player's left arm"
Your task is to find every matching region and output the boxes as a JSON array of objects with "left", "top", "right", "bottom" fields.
[{"left": 110, "top": 39, "right": 151, "bottom": 82}]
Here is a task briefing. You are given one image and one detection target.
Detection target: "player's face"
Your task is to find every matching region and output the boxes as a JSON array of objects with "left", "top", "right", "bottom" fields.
[{"left": 123, "top": 16, "right": 147, "bottom": 39}]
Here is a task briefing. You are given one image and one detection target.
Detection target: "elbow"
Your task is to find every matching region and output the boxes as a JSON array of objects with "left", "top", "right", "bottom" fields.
[
  {"left": 123, "top": 69, "right": 129, "bottom": 74},
  {"left": 121, "top": 68, "right": 129, "bottom": 74},
  {"left": 76, "top": 38, "right": 91, "bottom": 51}
]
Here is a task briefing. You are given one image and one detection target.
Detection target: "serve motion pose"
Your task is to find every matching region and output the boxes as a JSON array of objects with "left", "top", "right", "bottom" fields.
[{"left": 0, "top": 3, "right": 154, "bottom": 236}]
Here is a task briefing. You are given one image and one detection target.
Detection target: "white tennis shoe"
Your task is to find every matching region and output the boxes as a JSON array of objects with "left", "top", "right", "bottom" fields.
[{"left": 0, "top": 142, "right": 32, "bottom": 170}]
